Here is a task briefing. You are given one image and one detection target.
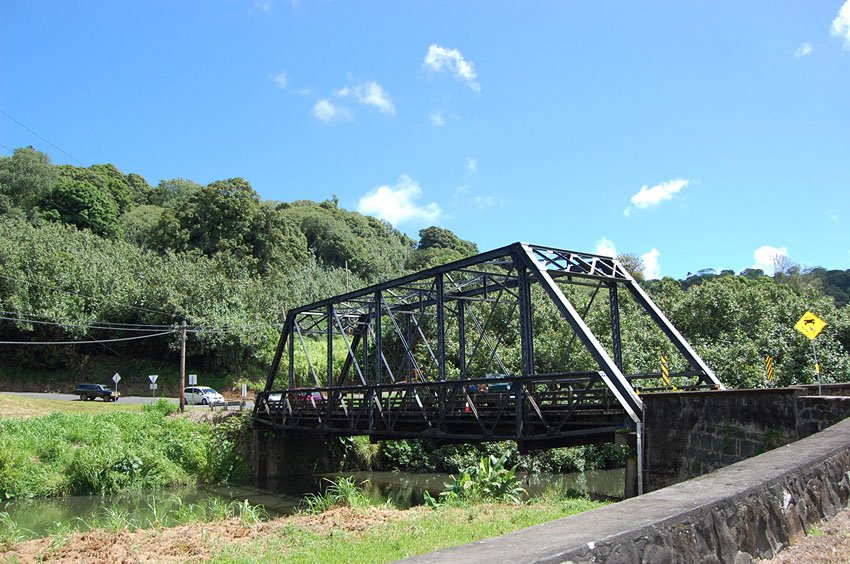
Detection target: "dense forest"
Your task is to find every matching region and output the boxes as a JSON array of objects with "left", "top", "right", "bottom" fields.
[{"left": 0, "top": 146, "right": 848, "bottom": 391}]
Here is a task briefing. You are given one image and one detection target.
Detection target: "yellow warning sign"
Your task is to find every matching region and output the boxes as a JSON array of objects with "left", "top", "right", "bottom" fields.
[
  {"left": 765, "top": 355, "right": 774, "bottom": 381},
  {"left": 660, "top": 354, "right": 670, "bottom": 385},
  {"left": 794, "top": 311, "right": 826, "bottom": 340}
]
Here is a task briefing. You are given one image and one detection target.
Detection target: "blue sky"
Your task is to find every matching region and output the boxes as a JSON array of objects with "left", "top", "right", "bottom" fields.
[{"left": 2, "top": 1, "right": 849, "bottom": 279}]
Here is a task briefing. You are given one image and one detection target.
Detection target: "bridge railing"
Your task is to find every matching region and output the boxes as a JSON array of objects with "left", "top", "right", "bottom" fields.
[{"left": 255, "top": 372, "right": 712, "bottom": 448}]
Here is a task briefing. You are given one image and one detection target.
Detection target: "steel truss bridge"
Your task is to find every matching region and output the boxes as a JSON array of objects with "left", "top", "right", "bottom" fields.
[{"left": 254, "top": 242, "right": 723, "bottom": 450}]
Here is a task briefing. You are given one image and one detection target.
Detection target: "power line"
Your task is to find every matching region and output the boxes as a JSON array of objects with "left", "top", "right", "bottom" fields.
[
  {"left": 0, "top": 108, "right": 86, "bottom": 167},
  {"left": 0, "top": 330, "right": 176, "bottom": 346},
  {"left": 0, "top": 314, "right": 173, "bottom": 332}
]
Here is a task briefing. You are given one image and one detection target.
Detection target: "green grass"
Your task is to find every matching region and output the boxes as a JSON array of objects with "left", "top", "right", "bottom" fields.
[
  {"left": 211, "top": 496, "right": 605, "bottom": 563},
  {"left": 0, "top": 393, "right": 143, "bottom": 420},
  {"left": 0, "top": 406, "right": 229, "bottom": 499}
]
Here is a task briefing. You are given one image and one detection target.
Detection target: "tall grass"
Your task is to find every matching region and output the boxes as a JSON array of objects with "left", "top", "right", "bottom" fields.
[
  {"left": 301, "top": 477, "right": 372, "bottom": 514},
  {"left": 0, "top": 407, "right": 236, "bottom": 499}
]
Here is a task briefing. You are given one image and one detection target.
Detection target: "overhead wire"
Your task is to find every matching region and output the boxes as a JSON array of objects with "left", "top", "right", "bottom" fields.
[{"left": 0, "top": 330, "right": 176, "bottom": 346}]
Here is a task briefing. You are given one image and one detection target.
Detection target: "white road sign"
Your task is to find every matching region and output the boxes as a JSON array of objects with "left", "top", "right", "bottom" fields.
[
  {"left": 112, "top": 373, "right": 121, "bottom": 383},
  {"left": 149, "top": 374, "right": 159, "bottom": 384}
]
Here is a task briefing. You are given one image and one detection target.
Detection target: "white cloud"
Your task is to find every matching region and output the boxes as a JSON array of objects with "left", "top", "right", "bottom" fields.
[
  {"left": 594, "top": 237, "right": 617, "bottom": 258},
  {"left": 832, "top": 1, "right": 850, "bottom": 48},
  {"left": 423, "top": 44, "right": 481, "bottom": 92},
  {"left": 753, "top": 245, "right": 789, "bottom": 275},
  {"left": 827, "top": 210, "right": 839, "bottom": 223},
  {"left": 357, "top": 175, "right": 441, "bottom": 226},
  {"left": 471, "top": 195, "right": 504, "bottom": 210},
  {"left": 641, "top": 248, "right": 661, "bottom": 279},
  {"left": 624, "top": 178, "right": 689, "bottom": 216},
  {"left": 254, "top": 0, "right": 271, "bottom": 12},
  {"left": 272, "top": 71, "right": 288, "bottom": 89},
  {"left": 311, "top": 99, "right": 352, "bottom": 123},
  {"left": 428, "top": 111, "right": 446, "bottom": 127},
  {"left": 337, "top": 81, "right": 395, "bottom": 114},
  {"left": 794, "top": 42, "right": 813, "bottom": 58},
  {"left": 465, "top": 157, "right": 478, "bottom": 175}
]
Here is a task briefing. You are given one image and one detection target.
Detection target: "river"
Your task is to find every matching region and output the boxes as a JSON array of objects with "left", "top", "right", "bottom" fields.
[{"left": 0, "top": 468, "right": 624, "bottom": 540}]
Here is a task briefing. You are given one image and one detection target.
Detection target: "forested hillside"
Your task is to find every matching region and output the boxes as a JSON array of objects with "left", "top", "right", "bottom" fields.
[{"left": 0, "top": 146, "right": 848, "bottom": 391}]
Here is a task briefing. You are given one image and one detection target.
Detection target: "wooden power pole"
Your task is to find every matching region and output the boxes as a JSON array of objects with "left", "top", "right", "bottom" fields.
[{"left": 179, "top": 320, "right": 187, "bottom": 413}]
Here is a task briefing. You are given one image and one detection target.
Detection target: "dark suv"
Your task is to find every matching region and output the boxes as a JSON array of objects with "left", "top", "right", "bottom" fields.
[{"left": 74, "top": 383, "right": 120, "bottom": 402}]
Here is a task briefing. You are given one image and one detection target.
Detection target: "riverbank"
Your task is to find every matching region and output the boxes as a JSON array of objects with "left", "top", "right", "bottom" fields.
[{"left": 1, "top": 495, "right": 605, "bottom": 563}]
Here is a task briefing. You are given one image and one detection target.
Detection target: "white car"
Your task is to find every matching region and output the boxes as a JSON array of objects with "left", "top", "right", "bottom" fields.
[{"left": 183, "top": 386, "right": 225, "bottom": 405}]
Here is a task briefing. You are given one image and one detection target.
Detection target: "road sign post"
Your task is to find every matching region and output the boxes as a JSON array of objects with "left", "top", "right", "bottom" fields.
[
  {"left": 149, "top": 374, "right": 159, "bottom": 398},
  {"left": 112, "top": 372, "right": 121, "bottom": 393},
  {"left": 795, "top": 311, "right": 826, "bottom": 395}
]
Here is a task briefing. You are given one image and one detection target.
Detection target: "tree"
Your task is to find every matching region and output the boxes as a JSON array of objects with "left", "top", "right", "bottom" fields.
[
  {"left": 41, "top": 175, "right": 122, "bottom": 238},
  {"left": 0, "top": 146, "right": 57, "bottom": 211},
  {"left": 416, "top": 226, "right": 477, "bottom": 255}
]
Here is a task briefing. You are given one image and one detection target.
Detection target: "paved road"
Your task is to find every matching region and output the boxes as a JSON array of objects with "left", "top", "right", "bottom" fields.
[{"left": 3, "top": 391, "right": 254, "bottom": 410}]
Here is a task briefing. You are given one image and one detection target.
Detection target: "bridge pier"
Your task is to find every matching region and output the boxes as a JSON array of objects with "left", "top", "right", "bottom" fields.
[
  {"left": 250, "top": 427, "right": 342, "bottom": 488},
  {"left": 615, "top": 429, "right": 638, "bottom": 498}
]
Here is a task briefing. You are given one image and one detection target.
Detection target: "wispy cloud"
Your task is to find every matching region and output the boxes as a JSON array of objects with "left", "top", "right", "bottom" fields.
[
  {"left": 624, "top": 178, "right": 689, "bottom": 216},
  {"left": 337, "top": 81, "right": 395, "bottom": 115},
  {"left": 753, "top": 245, "right": 789, "bottom": 275},
  {"left": 471, "top": 195, "right": 504, "bottom": 210},
  {"left": 826, "top": 210, "right": 839, "bottom": 223},
  {"left": 465, "top": 157, "right": 478, "bottom": 175},
  {"left": 272, "top": 71, "right": 288, "bottom": 89},
  {"left": 428, "top": 111, "right": 446, "bottom": 127},
  {"left": 254, "top": 0, "right": 272, "bottom": 12},
  {"left": 832, "top": 1, "right": 850, "bottom": 49},
  {"left": 594, "top": 237, "right": 617, "bottom": 258},
  {"left": 357, "top": 175, "right": 441, "bottom": 226},
  {"left": 641, "top": 248, "right": 661, "bottom": 279},
  {"left": 311, "top": 99, "right": 352, "bottom": 123},
  {"left": 794, "top": 42, "right": 813, "bottom": 58},
  {"left": 423, "top": 44, "right": 481, "bottom": 93}
]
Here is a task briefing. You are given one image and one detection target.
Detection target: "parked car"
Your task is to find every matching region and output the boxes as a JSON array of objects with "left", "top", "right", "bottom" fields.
[
  {"left": 74, "top": 383, "right": 120, "bottom": 402},
  {"left": 183, "top": 386, "right": 225, "bottom": 405},
  {"left": 291, "top": 390, "right": 325, "bottom": 408}
]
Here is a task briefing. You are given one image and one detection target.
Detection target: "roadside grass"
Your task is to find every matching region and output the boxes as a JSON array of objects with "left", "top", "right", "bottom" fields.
[
  {"left": 0, "top": 404, "right": 231, "bottom": 499},
  {"left": 211, "top": 496, "right": 605, "bottom": 563},
  {"left": 0, "top": 393, "right": 143, "bottom": 420}
]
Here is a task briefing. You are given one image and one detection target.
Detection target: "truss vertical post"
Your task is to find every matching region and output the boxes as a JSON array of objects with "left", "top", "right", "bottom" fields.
[
  {"left": 288, "top": 322, "right": 296, "bottom": 388},
  {"left": 363, "top": 307, "right": 369, "bottom": 383},
  {"left": 609, "top": 284, "right": 623, "bottom": 371},
  {"left": 374, "top": 291, "right": 382, "bottom": 384},
  {"left": 402, "top": 312, "right": 411, "bottom": 380},
  {"left": 518, "top": 264, "right": 535, "bottom": 376},
  {"left": 436, "top": 273, "right": 446, "bottom": 380},
  {"left": 327, "top": 305, "right": 334, "bottom": 388},
  {"left": 458, "top": 299, "right": 467, "bottom": 379}
]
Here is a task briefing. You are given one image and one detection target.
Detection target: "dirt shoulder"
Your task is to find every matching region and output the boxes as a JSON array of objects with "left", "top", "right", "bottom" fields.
[
  {"left": 759, "top": 505, "right": 850, "bottom": 563},
  {"left": 1, "top": 506, "right": 416, "bottom": 563}
]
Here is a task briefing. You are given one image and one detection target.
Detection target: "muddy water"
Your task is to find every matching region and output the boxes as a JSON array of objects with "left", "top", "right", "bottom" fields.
[{"left": 0, "top": 468, "right": 624, "bottom": 539}]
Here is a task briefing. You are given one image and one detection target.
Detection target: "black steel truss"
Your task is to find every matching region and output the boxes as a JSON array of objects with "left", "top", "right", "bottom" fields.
[{"left": 255, "top": 242, "right": 723, "bottom": 449}]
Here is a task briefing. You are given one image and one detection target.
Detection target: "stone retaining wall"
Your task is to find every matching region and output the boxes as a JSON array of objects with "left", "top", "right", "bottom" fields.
[
  {"left": 642, "top": 387, "right": 850, "bottom": 492},
  {"left": 400, "top": 416, "right": 850, "bottom": 564}
]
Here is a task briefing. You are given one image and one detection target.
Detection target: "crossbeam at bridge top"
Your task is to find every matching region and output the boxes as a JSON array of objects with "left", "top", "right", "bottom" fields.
[{"left": 255, "top": 242, "right": 722, "bottom": 450}]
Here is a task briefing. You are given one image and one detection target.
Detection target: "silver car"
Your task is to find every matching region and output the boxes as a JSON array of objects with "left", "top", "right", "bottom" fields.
[{"left": 183, "top": 386, "right": 225, "bottom": 405}]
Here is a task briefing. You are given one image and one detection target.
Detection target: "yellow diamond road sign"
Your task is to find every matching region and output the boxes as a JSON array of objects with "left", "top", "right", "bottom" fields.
[{"left": 795, "top": 311, "right": 826, "bottom": 340}]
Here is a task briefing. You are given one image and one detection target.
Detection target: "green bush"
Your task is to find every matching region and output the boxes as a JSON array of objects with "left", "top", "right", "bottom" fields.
[{"left": 427, "top": 454, "right": 527, "bottom": 507}]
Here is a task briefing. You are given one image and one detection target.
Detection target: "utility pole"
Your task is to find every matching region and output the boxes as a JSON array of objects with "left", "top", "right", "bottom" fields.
[{"left": 179, "top": 320, "right": 187, "bottom": 413}]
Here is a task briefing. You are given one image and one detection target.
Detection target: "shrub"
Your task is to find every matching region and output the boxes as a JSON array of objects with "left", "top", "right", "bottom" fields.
[{"left": 427, "top": 454, "right": 527, "bottom": 507}]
